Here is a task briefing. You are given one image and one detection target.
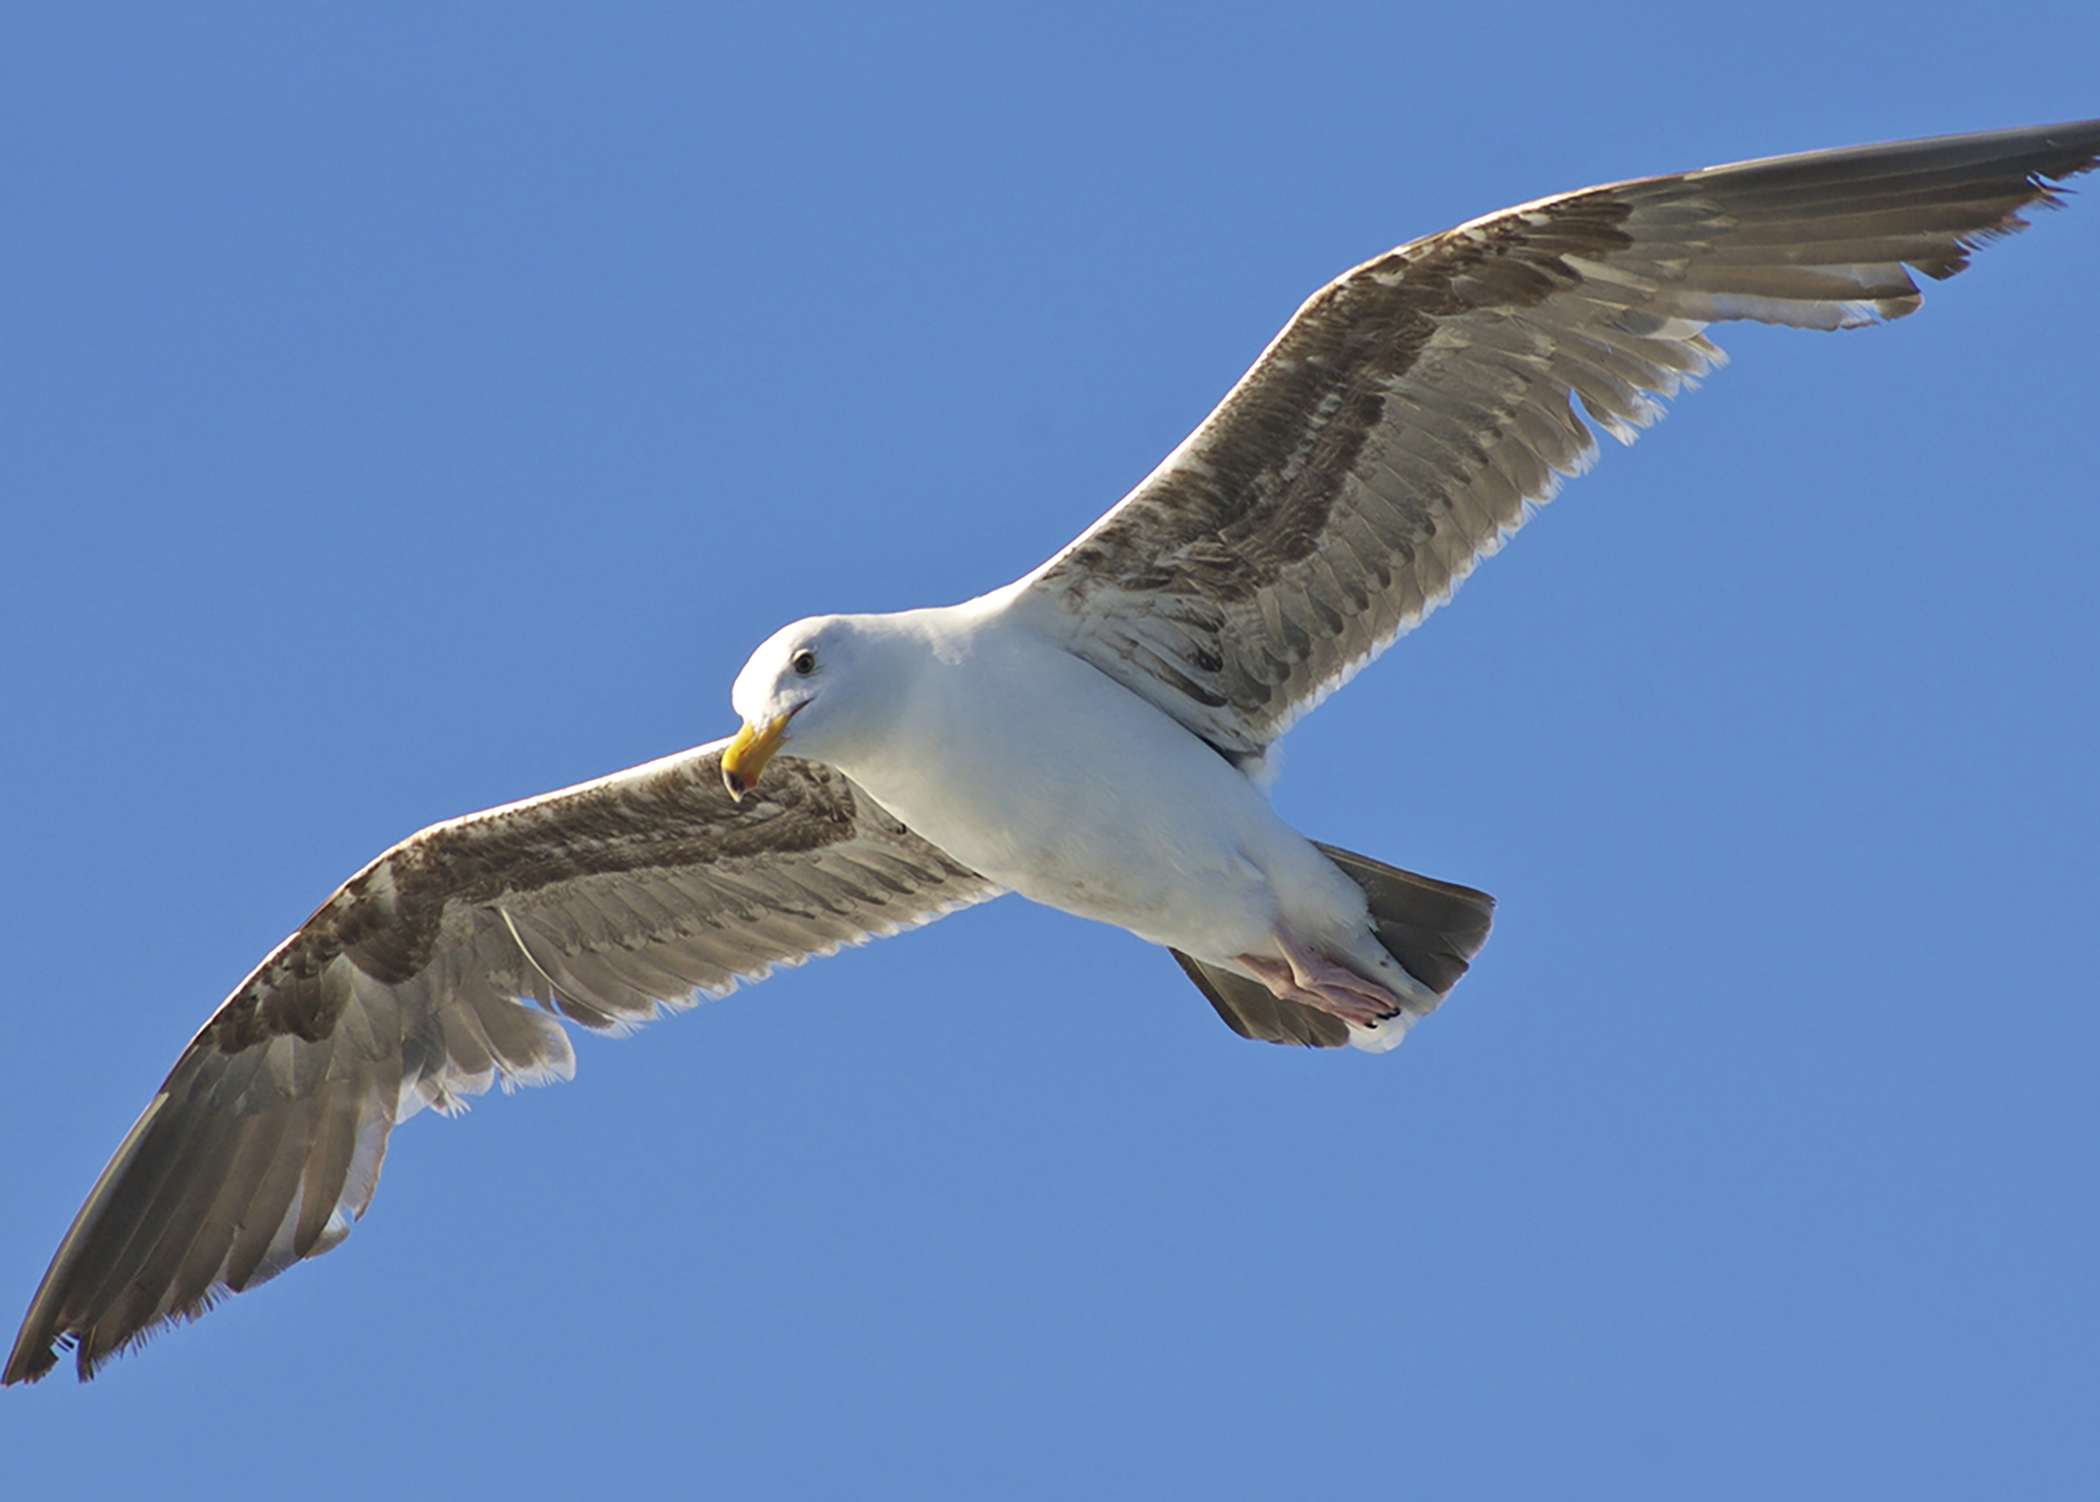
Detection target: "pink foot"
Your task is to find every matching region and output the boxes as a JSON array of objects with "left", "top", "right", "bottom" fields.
[{"left": 1233, "top": 929, "right": 1408, "bottom": 1027}]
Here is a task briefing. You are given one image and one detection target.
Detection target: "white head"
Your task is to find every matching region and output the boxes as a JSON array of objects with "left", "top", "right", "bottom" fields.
[{"left": 723, "top": 613, "right": 900, "bottom": 798}]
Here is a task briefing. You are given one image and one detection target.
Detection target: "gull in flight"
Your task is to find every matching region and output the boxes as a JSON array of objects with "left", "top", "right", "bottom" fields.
[{"left": 10, "top": 119, "right": 2096, "bottom": 1384}]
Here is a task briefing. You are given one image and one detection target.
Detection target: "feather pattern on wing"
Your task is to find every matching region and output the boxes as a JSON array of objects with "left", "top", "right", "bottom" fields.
[
  {"left": 1009, "top": 120, "right": 2100, "bottom": 755},
  {"left": 4, "top": 742, "right": 994, "bottom": 1383}
]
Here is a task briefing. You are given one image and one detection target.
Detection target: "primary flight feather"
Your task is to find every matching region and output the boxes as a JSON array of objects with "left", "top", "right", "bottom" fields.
[{"left": 10, "top": 118, "right": 2096, "bottom": 1384}]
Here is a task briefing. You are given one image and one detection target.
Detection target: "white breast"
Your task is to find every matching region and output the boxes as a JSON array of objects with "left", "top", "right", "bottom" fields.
[{"left": 829, "top": 607, "right": 1362, "bottom": 965}]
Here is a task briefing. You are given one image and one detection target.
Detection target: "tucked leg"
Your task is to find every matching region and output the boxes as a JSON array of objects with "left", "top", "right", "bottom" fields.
[{"left": 1232, "top": 928, "right": 1409, "bottom": 1027}]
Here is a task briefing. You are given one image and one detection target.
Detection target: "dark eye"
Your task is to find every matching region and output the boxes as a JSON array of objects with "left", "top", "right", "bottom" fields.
[{"left": 791, "top": 648, "right": 816, "bottom": 677}]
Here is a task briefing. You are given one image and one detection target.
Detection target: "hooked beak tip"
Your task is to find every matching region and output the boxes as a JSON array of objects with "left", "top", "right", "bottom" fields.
[{"left": 722, "top": 709, "right": 793, "bottom": 802}]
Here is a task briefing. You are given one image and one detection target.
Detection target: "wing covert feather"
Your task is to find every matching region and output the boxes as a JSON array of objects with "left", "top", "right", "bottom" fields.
[
  {"left": 1011, "top": 120, "right": 2100, "bottom": 754},
  {"left": 5, "top": 741, "right": 994, "bottom": 1383}
]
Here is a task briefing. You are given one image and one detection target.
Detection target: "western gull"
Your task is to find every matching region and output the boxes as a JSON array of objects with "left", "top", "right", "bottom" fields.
[{"left": 9, "top": 119, "right": 2097, "bottom": 1384}]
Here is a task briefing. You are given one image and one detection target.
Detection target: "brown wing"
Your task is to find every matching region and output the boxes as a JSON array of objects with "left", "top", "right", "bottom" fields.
[
  {"left": 1010, "top": 120, "right": 2100, "bottom": 756},
  {"left": 5, "top": 742, "right": 995, "bottom": 1384}
]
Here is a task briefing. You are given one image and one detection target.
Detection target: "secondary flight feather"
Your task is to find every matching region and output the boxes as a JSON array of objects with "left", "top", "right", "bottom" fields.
[{"left": 10, "top": 119, "right": 2096, "bottom": 1384}]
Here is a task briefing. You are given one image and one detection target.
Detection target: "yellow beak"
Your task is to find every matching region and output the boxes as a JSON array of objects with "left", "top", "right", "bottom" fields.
[{"left": 721, "top": 713, "right": 792, "bottom": 800}]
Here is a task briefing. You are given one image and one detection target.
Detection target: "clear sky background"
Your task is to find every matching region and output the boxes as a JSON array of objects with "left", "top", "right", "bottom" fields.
[{"left": 2, "top": 4, "right": 2094, "bottom": 1497}]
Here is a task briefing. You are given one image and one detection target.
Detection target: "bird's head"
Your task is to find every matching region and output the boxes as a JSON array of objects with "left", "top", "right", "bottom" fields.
[{"left": 723, "top": 614, "right": 871, "bottom": 799}]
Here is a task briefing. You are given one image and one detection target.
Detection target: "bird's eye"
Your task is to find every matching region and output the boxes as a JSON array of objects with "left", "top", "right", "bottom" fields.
[{"left": 791, "top": 648, "right": 816, "bottom": 676}]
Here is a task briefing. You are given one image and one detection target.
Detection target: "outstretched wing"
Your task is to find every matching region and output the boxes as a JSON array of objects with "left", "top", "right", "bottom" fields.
[
  {"left": 1008, "top": 120, "right": 2100, "bottom": 756},
  {"left": 5, "top": 742, "right": 995, "bottom": 1384}
]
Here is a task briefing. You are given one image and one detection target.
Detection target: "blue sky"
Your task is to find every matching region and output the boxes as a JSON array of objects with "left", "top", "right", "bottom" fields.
[{"left": 2, "top": 4, "right": 2095, "bottom": 1497}]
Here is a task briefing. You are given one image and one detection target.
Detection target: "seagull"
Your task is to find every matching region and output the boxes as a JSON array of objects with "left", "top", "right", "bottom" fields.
[{"left": 10, "top": 119, "right": 2096, "bottom": 1385}]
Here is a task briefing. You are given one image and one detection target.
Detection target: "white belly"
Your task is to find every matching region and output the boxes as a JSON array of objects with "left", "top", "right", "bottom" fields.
[{"left": 832, "top": 619, "right": 1364, "bottom": 965}]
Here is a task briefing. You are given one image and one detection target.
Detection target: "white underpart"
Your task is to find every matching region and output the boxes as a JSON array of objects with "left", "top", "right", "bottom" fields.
[{"left": 733, "top": 599, "right": 1430, "bottom": 1051}]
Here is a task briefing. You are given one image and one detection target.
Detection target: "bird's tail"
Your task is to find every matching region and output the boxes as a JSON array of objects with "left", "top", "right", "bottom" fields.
[{"left": 1171, "top": 843, "right": 1494, "bottom": 1049}]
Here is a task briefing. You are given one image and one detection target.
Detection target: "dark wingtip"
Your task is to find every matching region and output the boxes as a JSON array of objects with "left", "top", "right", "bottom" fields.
[{"left": 2, "top": 1343, "right": 59, "bottom": 1387}]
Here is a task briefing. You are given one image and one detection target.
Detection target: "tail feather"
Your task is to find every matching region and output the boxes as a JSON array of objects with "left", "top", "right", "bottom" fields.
[
  {"left": 1169, "top": 949, "right": 1354, "bottom": 1048},
  {"left": 1311, "top": 842, "right": 1495, "bottom": 998},
  {"left": 1170, "top": 844, "right": 1494, "bottom": 1050}
]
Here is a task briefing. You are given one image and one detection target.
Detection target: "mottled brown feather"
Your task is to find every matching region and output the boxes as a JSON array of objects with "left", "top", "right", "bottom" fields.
[
  {"left": 1013, "top": 119, "right": 2100, "bottom": 757},
  {"left": 5, "top": 742, "right": 993, "bottom": 1383}
]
